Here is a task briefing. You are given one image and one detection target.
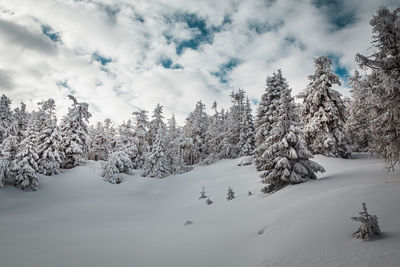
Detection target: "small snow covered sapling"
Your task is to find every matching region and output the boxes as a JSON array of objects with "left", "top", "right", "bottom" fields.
[
  {"left": 199, "top": 186, "right": 207, "bottom": 200},
  {"left": 227, "top": 186, "right": 235, "bottom": 201},
  {"left": 248, "top": 191, "right": 253, "bottom": 196},
  {"left": 351, "top": 203, "right": 381, "bottom": 241},
  {"left": 206, "top": 198, "right": 213, "bottom": 205}
]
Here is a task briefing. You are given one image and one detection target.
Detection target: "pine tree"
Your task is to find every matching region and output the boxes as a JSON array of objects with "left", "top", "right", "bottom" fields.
[
  {"left": 227, "top": 186, "right": 235, "bottom": 200},
  {"left": 298, "top": 56, "right": 351, "bottom": 158},
  {"left": 102, "top": 151, "right": 133, "bottom": 184},
  {"left": 148, "top": 104, "right": 166, "bottom": 148},
  {"left": 352, "top": 203, "right": 381, "bottom": 241},
  {"left": 12, "top": 120, "right": 39, "bottom": 191},
  {"left": 114, "top": 120, "right": 140, "bottom": 167},
  {"left": 133, "top": 109, "right": 149, "bottom": 168},
  {"left": 346, "top": 71, "right": 372, "bottom": 152},
  {"left": 36, "top": 99, "right": 63, "bottom": 175},
  {"left": 0, "top": 157, "right": 10, "bottom": 187},
  {"left": 199, "top": 186, "right": 207, "bottom": 199},
  {"left": 60, "top": 95, "right": 91, "bottom": 169},
  {"left": 202, "top": 102, "right": 225, "bottom": 165},
  {"left": 255, "top": 70, "right": 325, "bottom": 193},
  {"left": 89, "top": 120, "right": 113, "bottom": 161},
  {"left": 0, "top": 95, "right": 13, "bottom": 144},
  {"left": 355, "top": 7, "right": 400, "bottom": 170},
  {"left": 143, "top": 126, "right": 170, "bottom": 178},
  {"left": 239, "top": 97, "right": 255, "bottom": 156},
  {"left": 183, "top": 101, "right": 209, "bottom": 165},
  {"left": 255, "top": 70, "right": 288, "bottom": 171}
]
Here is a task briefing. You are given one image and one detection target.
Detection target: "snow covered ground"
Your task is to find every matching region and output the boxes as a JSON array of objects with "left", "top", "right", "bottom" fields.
[{"left": 1, "top": 153, "right": 400, "bottom": 267}]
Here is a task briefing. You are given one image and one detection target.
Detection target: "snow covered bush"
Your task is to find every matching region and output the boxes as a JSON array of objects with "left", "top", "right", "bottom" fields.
[
  {"left": 102, "top": 151, "right": 133, "bottom": 184},
  {"left": 352, "top": 203, "right": 381, "bottom": 241},
  {"left": 297, "top": 56, "right": 351, "bottom": 158},
  {"left": 143, "top": 127, "right": 171, "bottom": 178},
  {"left": 255, "top": 70, "right": 325, "bottom": 193},
  {"left": 199, "top": 186, "right": 207, "bottom": 200}
]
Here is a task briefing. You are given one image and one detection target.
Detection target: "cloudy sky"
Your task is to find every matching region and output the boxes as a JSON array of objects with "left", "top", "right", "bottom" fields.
[{"left": 0, "top": 0, "right": 397, "bottom": 124}]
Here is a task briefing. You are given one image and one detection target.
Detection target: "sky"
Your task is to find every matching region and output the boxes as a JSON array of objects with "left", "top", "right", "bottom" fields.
[{"left": 0, "top": 0, "right": 397, "bottom": 125}]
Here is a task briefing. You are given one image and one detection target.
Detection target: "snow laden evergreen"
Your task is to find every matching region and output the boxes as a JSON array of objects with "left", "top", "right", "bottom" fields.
[
  {"left": 183, "top": 101, "right": 209, "bottom": 165},
  {"left": 114, "top": 120, "right": 140, "bottom": 168},
  {"left": 355, "top": 7, "right": 400, "bottom": 170},
  {"left": 346, "top": 71, "right": 372, "bottom": 152},
  {"left": 255, "top": 70, "right": 288, "bottom": 171},
  {"left": 167, "top": 115, "right": 192, "bottom": 174},
  {"left": 133, "top": 109, "right": 149, "bottom": 168},
  {"left": 202, "top": 102, "right": 226, "bottom": 165},
  {"left": 148, "top": 104, "right": 165, "bottom": 148},
  {"left": 0, "top": 157, "right": 10, "bottom": 187},
  {"left": 12, "top": 120, "right": 39, "bottom": 191},
  {"left": 199, "top": 186, "right": 207, "bottom": 199},
  {"left": 298, "top": 56, "right": 351, "bottom": 158},
  {"left": 351, "top": 203, "right": 381, "bottom": 241},
  {"left": 255, "top": 70, "right": 325, "bottom": 193},
  {"left": 89, "top": 119, "right": 115, "bottom": 161},
  {"left": 227, "top": 186, "right": 235, "bottom": 200},
  {"left": 36, "top": 99, "right": 63, "bottom": 175},
  {"left": 143, "top": 126, "right": 170, "bottom": 178},
  {"left": 238, "top": 97, "right": 255, "bottom": 156},
  {"left": 0, "top": 95, "right": 13, "bottom": 144},
  {"left": 60, "top": 95, "right": 91, "bottom": 169},
  {"left": 102, "top": 151, "right": 133, "bottom": 184}
]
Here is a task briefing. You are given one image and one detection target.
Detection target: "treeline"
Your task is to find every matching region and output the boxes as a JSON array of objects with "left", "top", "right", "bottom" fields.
[{"left": 0, "top": 6, "right": 398, "bottom": 192}]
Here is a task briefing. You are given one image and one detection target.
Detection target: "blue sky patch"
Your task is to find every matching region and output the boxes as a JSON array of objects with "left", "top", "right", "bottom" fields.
[
  {"left": 312, "top": 0, "right": 358, "bottom": 30},
  {"left": 164, "top": 12, "right": 214, "bottom": 55},
  {"left": 211, "top": 58, "right": 240, "bottom": 84},
  {"left": 327, "top": 53, "right": 350, "bottom": 85},
  {"left": 158, "top": 56, "right": 183, "bottom": 69},
  {"left": 41, "top": 25, "right": 61, "bottom": 43},
  {"left": 92, "top": 52, "right": 112, "bottom": 66},
  {"left": 248, "top": 19, "right": 284, "bottom": 34}
]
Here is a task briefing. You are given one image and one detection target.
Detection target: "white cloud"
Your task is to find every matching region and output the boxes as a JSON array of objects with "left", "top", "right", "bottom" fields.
[{"left": 0, "top": 0, "right": 396, "bottom": 125}]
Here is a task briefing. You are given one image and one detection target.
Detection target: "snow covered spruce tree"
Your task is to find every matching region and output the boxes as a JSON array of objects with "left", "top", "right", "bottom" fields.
[
  {"left": 202, "top": 101, "right": 226, "bottom": 165},
  {"left": 36, "top": 99, "right": 63, "bottom": 175},
  {"left": 89, "top": 119, "right": 115, "bottom": 161},
  {"left": 60, "top": 95, "right": 91, "bottom": 169},
  {"left": 298, "top": 56, "right": 351, "bottom": 158},
  {"left": 133, "top": 109, "right": 149, "bottom": 168},
  {"left": 143, "top": 126, "right": 170, "bottom": 178},
  {"left": 0, "top": 94, "right": 13, "bottom": 144},
  {"left": 114, "top": 120, "right": 140, "bottom": 167},
  {"left": 346, "top": 71, "right": 373, "bottom": 152},
  {"left": 355, "top": 7, "right": 400, "bottom": 170},
  {"left": 183, "top": 101, "right": 209, "bottom": 165},
  {"left": 102, "top": 151, "right": 133, "bottom": 184},
  {"left": 239, "top": 97, "right": 255, "bottom": 156},
  {"left": 12, "top": 120, "right": 40, "bottom": 191},
  {"left": 255, "top": 70, "right": 325, "bottom": 193},
  {"left": 352, "top": 203, "right": 381, "bottom": 241}
]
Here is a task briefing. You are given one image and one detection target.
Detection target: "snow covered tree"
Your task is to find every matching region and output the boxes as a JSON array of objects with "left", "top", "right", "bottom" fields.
[
  {"left": 199, "top": 186, "right": 207, "bottom": 199},
  {"left": 0, "top": 95, "right": 13, "bottom": 144},
  {"left": 255, "top": 70, "right": 289, "bottom": 171},
  {"left": 238, "top": 97, "right": 255, "bottom": 156},
  {"left": 35, "top": 99, "right": 63, "bottom": 175},
  {"left": 89, "top": 119, "right": 115, "bottom": 161},
  {"left": 148, "top": 104, "right": 166, "bottom": 148},
  {"left": 114, "top": 120, "right": 140, "bottom": 167},
  {"left": 355, "top": 7, "right": 400, "bottom": 170},
  {"left": 0, "top": 157, "right": 10, "bottom": 187},
  {"left": 202, "top": 102, "right": 226, "bottom": 165},
  {"left": 346, "top": 71, "right": 373, "bottom": 152},
  {"left": 102, "top": 151, "right": 133, "bottom": 184},
  {"left": 255, "top": 70, "right": 325, "bottom": 193},
  {"left": 352, "top": 202, "right": 381, "bottom": 241},
  {"left": 183, "top": 101, "right": 209, "bottom": 165},
  {"left": 133, "top": 109, "right": 149, "bottom": 168},
  {"left": 143, "top": 126, "right": 170, "bottom": 178},
  {"left": 227, "top": 186, "right": 235, "bottom": 200},
  {"left": 60, "top": 95, "right": 91, "bottom": 169},
  {"left": 12, "top": 120, "right": 39, "bottom": 191},
  {"left": 298, "top": 56, "right": 351, "bottom": 158}
]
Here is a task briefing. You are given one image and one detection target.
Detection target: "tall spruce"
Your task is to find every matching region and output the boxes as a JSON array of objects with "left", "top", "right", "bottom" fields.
[
  {"left": 298, "top": 56, "right": 351, "bottom": 158},
  {"left": 255, "top": 70, "right": 325, "bottom": 193},
  {"left": 60, "top": 95, "right": 91, "bottom": 169},
  {"left": 355, "top": 7, "right": 400, "bottom": 170}
]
